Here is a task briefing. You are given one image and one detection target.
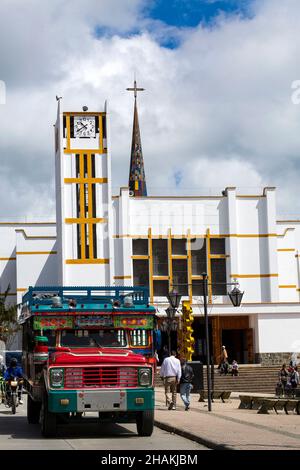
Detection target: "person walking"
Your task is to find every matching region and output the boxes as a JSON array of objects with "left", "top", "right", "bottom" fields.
[
  {"left": 160, "top": 350, "right": 181, "bottom": 410},
  {"left": 179, "top": 358, "right": 194, "bottom": 411}
]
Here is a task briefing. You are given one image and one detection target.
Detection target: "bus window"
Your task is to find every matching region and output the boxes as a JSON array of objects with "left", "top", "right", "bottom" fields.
[
  {"left": 130, "top": 329, "right": 149, "bottom": 347},
  {"left": 60, "top": 329, "right": 127, "bottom": 348}
]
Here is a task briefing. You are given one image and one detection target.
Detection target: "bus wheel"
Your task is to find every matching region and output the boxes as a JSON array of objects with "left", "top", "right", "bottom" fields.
[
  {"left": 27, "top": 395, "right": 41, "bottom": 424},
  {"left": 40, "top": 393, "right": 57, "bottom": 437},
  {"left": 136, "top": 410, "right": 154, "bottom": 436}
]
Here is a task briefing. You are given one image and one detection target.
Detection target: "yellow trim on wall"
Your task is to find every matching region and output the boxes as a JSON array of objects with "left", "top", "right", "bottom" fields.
[
  {"left": 64, "top": 177, "right": 108, "bottom": 184},
  {"left": 279, "top": 285, "right": 297, "bottom": 288},
  {"left": 277, "top": 249, "right": 295, "bottom": 252},
  {"left": 16, "top": 251, "right": 57, "bottom": 255},
  {"left": 66, "top": 259, "right": 109, "bottom": 265},
  {"left": 153, "top": 275, "right": 169, "bottom": 280},
  {"left": 230, "top": 274, "right": 278, "bottom": 278},
  {"left": 113, "top": 276, "right": 132, "bottom": 280},
  {"left": 131, "top": 255, "right": 149, "bottom": 260},
  {"left": 0, "top": 257, "right": 16, "bottom": 261},
  {"left": 17, "top": 288, "right": 27, "bottom": 292},
  {"left": 171, "top": 255, "right": 188, "bottom": 259},
  {"left": 65, "top": 218, "right": 106, "bottom": 224},
  {"left": 64, "top": 149, "right": 106, "bottom": 155}
]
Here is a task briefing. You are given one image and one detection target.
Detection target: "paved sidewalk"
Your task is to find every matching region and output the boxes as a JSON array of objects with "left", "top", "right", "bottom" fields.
[{"left": 154, "top": 389, "right": 300, "bottom": 450}]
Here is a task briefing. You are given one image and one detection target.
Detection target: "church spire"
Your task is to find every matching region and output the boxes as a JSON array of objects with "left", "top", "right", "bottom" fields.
[{"left": 126, "top": 80, "right": 147, "bottom": 197}]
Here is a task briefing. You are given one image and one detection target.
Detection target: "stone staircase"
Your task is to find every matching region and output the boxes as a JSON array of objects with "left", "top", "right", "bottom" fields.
[{"left": 155, "top": 365, "right": 280, "bottom": 394}]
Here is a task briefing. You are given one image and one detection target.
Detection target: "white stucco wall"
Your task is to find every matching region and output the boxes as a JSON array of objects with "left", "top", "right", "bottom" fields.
[{"left": 257, "top": 313, "right": 300, "bottom": 353}]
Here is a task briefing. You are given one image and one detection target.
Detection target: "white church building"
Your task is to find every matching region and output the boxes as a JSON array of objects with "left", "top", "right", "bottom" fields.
[{"left": 1, "top": 87, "right": 300, "bottom": 365}]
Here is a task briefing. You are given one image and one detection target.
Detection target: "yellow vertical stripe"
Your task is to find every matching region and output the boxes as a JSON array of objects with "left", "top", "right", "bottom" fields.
[
  {"left": 87, "top": 153, "right": 93, "bottom": 259},
  {"left": 66, "top": 115, "right": 71, "bottom": 150},
  {"left": 207, "top": 228, "right": 212, "bottom": 303},
  {"left": 148, "top": 228, "right": 153, "bottom": 303},
  {"left": 79, "top": 153, "right": 85, "bottom": 260}
]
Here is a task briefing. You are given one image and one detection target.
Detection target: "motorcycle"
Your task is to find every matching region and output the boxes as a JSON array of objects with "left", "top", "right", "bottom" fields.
[{"left": 4, "top": 377, "right": 23, "bottom": 414}]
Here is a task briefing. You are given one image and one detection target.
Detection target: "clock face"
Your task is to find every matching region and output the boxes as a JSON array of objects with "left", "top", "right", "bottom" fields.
[{"left": 74, "top": 116, "right": 96, "bottom": 138}]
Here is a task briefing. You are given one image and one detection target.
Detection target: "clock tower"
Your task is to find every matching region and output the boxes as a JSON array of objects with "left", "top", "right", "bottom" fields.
[{"left": 54, "top": 99, "right": 114, "bottom": 286}]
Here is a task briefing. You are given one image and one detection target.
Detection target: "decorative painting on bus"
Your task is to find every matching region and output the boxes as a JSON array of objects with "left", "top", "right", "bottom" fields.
[
  {"left": 33, "top": 316, "right": 74, "bottom": 330},
  {"left": 113, "top": 316, "right": 153, "bottom": 329}
]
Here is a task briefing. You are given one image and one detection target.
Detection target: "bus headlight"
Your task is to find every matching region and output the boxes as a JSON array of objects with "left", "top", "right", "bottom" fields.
[
  {"left": 50, "top": 368, "right": 64, "bottom": 388},
  {"left": 138, "top": 368, "right": 152, "bottom": 386}
]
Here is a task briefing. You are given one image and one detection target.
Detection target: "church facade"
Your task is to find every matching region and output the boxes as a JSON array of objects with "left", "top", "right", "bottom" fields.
[{"left": 1, "top": 88, "right": 300, "bottom": 365}]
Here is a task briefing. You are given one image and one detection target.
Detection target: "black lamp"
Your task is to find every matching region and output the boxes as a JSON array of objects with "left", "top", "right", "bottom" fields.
[
  {"left": 167, "top": 290, "right": 181, "bottom": 310},
  {"left": 228, "top": 285, "right": 244, "bottom": 307}
]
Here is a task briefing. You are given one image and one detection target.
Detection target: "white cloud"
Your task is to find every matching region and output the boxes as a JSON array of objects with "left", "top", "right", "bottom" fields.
[{"left": 1, "top": 0, "right": 300, "bottom": 219}]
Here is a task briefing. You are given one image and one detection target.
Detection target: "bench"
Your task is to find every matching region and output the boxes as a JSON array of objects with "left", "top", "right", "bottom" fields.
[
  {"left": 238, "top": 395, "right": 300, "bottom": 414},
  {"left": 273, "top": 399, "right": 288, "bottom": 414},
  {"left": 238, "top": 395, "right": 253, "bottom": 409},
  {"left": 257, "top": 399, "right": 278, "bottom": 414},
  {"left": 199, "top": 390, "right": 231, "bottom": 403}
]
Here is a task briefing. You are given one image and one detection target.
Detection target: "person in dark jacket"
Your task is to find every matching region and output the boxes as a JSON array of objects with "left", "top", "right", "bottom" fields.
[
  {"left": 179, "top": 358, "right": 194, "bottom": 411},
  {"left": 4, "top": 358, "right": 24, "bottom": 404}
]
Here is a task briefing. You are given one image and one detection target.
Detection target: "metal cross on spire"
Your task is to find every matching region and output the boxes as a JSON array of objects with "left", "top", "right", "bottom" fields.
[{"left": 126, "top": 80, "right": 145, "bottom": 100}]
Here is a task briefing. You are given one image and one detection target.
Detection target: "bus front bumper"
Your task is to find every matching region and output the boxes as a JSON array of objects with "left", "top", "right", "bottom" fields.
[{"left": 48, "top": 388, "right": 154, "bottom": 413}]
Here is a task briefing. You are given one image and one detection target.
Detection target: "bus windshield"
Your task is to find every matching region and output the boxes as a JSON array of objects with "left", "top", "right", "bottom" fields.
[{"left": 60, "top": 329, "right": 127, "bottom": 348}]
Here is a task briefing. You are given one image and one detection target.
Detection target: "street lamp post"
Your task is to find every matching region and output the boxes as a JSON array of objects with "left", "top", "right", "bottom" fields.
[
  {"left": 164, "top": 290, "right": 182, "bottom": 355},
  {"left": 201, "top": 273, "right": 244, "bottom": 412}
]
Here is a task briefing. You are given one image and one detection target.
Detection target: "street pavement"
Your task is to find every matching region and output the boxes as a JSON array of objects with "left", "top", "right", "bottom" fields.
[
  {"left": 1, "top": 391, "right": 299, "bottom": 451},
  {"left": 154, "top": 389, "right": 300, "bottom": 450},
  {"left": 0, "top": 397, "right": 208, "bottom": 450}
]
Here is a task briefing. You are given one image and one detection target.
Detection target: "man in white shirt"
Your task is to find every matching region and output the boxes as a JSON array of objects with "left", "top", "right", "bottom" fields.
[{"left": 160, "top": 350, "right": 181, "bottom": 410}]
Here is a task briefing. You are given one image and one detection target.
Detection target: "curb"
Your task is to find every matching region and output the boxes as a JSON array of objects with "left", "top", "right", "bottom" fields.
[{"left": 154, "top": 419, "right": 234, "bottom": 451}]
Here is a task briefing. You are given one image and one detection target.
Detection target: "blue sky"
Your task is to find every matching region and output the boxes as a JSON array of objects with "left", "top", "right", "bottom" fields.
[{"left": 145, "top": 0, "right": 253, "bottom": 28}]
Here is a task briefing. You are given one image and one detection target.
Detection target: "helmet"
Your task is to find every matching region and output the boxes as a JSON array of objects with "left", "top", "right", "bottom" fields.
[
  {"left": 10, "top": 358, "right": 18, "bottom": 367},
  {"left": 222, "top": 346, "right": 226, "bottom": 349}
]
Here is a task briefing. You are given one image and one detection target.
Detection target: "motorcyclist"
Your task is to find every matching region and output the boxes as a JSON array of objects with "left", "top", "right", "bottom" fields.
[{"left": 4, "top": 358, "right": 24, "bottom": 404}]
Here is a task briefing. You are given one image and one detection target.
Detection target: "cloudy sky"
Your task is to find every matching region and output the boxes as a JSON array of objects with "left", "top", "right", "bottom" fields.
[{"left": 1, "top": 0, "right": 300, "bottom": 220}]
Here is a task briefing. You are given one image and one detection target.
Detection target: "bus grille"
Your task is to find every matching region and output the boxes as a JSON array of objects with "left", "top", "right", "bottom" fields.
[{"left": 64, "top": 367, "right": 138, "bottom": 389}]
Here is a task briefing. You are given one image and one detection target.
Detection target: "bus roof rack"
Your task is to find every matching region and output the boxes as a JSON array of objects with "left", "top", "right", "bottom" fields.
[{"left": 22, "top": 286, "right": 150, "bottom": 308}]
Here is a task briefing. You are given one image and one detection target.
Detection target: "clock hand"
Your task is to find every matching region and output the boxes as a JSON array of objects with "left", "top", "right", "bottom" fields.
[{"left": 77, "top": 124, "right": 88, "bottom": 133}]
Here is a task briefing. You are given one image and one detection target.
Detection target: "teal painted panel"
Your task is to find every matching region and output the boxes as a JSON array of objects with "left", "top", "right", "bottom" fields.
[
  {"left": 126, "top": 388, "right": 154, "bottom": 411},
  {"left": 48, "top": 390, "right": 78, "bottom": 413}
]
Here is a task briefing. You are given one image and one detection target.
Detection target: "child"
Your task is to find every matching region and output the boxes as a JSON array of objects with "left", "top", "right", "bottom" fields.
[{"left": 231, "top": 359, "right": 239, "bottom": 376}]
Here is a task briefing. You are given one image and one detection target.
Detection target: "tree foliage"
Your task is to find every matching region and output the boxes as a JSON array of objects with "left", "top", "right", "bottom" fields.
[{"left": 0, "top": 285, "right": 19, "bottom": 346}]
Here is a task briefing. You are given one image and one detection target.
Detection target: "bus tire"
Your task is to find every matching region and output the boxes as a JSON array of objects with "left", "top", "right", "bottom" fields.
[
  {"left": 27, "top": 394, "right": 41, "bottom": 424},
  {"left": 136, "top": 410, "right": 154, "bottom": 436},
  {"left": 41, "top": 393, "right": 57, "bottom": 437}
]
